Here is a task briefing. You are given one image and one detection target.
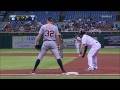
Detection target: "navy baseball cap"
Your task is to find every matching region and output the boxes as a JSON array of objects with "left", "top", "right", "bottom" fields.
[
  {"left": 47, "top": 17, "right": 53, "bottom": 21},
  {"left": 79, "top": 30, "right": 86, "bottom": 35}
]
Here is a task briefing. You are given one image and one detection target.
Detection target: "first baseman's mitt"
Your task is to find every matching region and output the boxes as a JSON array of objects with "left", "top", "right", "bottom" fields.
[{"left": 35, "top": 45, "right": 42, "bottom": 50}]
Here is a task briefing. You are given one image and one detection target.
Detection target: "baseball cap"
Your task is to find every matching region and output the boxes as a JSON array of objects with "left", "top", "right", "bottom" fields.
[
  {"left": 47, "top": 17, "right": 53, "bottom": 21},
  {"left": 79, "top": 30, "right": 86, "bottom": 35}
]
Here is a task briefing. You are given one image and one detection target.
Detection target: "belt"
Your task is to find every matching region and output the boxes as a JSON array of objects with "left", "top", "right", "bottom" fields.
[{"left": 44, "top": 40, "right": 55, "bottom": 41}]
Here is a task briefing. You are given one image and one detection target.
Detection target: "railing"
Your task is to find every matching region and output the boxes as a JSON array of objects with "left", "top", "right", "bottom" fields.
[{"left": 0, "top": 30, "right": 120, "bottom": 33}]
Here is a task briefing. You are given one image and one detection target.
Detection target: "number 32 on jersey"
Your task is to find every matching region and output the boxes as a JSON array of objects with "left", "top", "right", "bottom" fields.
[{"left": 45, "top": 30, "right": 54, "bottom": 37}]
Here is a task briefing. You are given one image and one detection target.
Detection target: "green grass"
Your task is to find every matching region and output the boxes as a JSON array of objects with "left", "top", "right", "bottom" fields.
[
  {"left": 0, "top": 48, "right": 119, "bottom": 54},
  {"left": 0, "top": 75, "right": 120, "bottom": 79},
  {"left": 0, "top": 56, "right": 75, "bottom": 70},
  {"left": 0, "top": 48, "right": 119, "bottom": 79}
]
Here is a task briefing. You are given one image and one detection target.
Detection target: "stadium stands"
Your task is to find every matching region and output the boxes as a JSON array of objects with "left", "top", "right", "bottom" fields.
[
  {"left": 0, "top": 11, "right": 119, "bottom": 32},
  {"left": 65, "top": 11, "right": 116, "bottom": 23}
]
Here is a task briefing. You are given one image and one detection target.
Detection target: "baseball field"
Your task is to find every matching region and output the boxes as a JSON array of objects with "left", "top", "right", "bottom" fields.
[{"left": 0, "top": 48, "right": 120, "bottom": 79}]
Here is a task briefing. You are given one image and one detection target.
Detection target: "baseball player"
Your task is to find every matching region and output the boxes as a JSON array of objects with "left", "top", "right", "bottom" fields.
[
  {"left": 58, "top": 32, "right": 64, "bottom": 58},
  {"left": 74, "top": 34, "right": 81, "bottom": 56},
  {"left": 72, "top": 23, "right": 81, "bottom": 56},
  {"left": 79, "top": 30, "right": 101, "bottom": 71},
  {"left": 32, "top": 17, "right": 66, "bottom": 74}
]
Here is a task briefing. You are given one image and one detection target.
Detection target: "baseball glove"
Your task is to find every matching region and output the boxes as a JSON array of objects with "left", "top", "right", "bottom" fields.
[
  {"left": 82, "top": 45, "right": 88, "bottom": 58},
  {"left": 35, "top": 44, "right": 42, "bottom": 50}
]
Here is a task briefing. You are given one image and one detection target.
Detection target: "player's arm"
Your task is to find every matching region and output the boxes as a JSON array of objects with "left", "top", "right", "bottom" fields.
[
  {"left": 58, "top": 34, "right": 62, "bottom": 44},
  {"left": 79, "top": 36, "right": 86, "bottom": 56},
  {"left": 35, "top": 25, "right": 43, "bottom": 45},
  {"left": 56, "top": 35, "right": 61, "bottom": 50},
  {"left": 56, "top": 28, "right": 61, "bottom": 50},
  {"left": 76, "top": 37, "right": 81, "bottom": 42},
  {"left": 80, "top": 44, "right": 85, "bottom": 54},
  {"left": 82, "top": 45, "right": 88, "bottom": 58},
  {"left": 35, "top": 34, "right": 42, "bottom": 45}
]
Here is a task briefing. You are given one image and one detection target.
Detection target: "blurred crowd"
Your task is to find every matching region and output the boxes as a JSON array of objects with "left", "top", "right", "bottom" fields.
[{"left": 0, "top": 18, "right": 119, "bottom": 33}]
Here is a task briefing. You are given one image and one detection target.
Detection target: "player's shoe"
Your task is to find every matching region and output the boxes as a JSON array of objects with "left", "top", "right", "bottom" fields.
[
  {"left": 62, "top": 72, "right": 66, "bottom": 75},
  {"left": 85, "top": 68, "right": 94, "bottom": 71},
  {"left": 31, "top": 70, "right": 36, "bottom": 75},
  {"left": 62, "top": 70, "right": 66, "bottom": 75},
  {"left": 94, "top": 67, "right": 98, "bottom": 70}
]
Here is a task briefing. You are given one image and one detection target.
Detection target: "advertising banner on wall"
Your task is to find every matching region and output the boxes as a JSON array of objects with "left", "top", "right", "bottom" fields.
[
  {"left": 12, "top": 36, "right": 36, "bottom": 48},
  {"left": 63, "top": 37, "right": 98, "bottom": 48},
  {"left": 63, "top": 38, "right": 75, "bottom": 48},
  {"left": 104, "top": 36, "right": 120, "bottom": 48}
]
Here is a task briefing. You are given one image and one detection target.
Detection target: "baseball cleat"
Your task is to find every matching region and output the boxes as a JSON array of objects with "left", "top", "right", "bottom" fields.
[
  {"left": 62, "top": 73, "right": 66, "bottom": 75},
  {"left": 31, "top": 72, "right": 36, "bottom": 75},
  {"left": 31, "top": 70, "right": 36, "bottom": 74},
  {"left": 85, "top": 68, "right": 94, "bottom": 71},
  {"left": 94, "top": 67, "right": 98, "bottom": 70},
  {"left": 62, "top": 70, "right": 66, "bottom": 75}
]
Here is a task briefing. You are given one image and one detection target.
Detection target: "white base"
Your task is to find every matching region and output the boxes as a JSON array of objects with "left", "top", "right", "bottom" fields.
[{"left": 65, "top": 72, "right": 79, "bottom": 75}]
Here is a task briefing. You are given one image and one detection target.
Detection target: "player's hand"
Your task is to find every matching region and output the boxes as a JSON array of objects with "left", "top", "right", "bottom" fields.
[
  {"left": 57, "top": 45, "right": 60, "bottom": 50},
  {"left": 35, "top": 44, "right": 41, "bottom": 50}
]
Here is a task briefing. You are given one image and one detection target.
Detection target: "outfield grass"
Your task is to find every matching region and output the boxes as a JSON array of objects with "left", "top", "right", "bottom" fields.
[
  {"left": 0, "top": 56, "right": 75, "bottom": 70},
  {"left": 0, "top": 75, "right": 120, "bottom": 79},
  {"left": 0, "top": 48, "right": 119, "bottom": 79},
  {"left": 0, "top": 48, "right": 119, "bottom": 54}
]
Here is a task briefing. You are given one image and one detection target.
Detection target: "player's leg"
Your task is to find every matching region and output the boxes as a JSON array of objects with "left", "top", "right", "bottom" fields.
[
  {"left": 76, "top": 43, "right": 80, "bottom": 54},
  {"left": 59, "top": 43, "right": 63, "bottom": 58},
  {"left": 87, "top": 48, "right": 98, "bottom": 71},
  {"left": 32, "top": 45, "right": 48, "bottom": 73},
  {"left": 87, "top": 44, "right": 101, "bottom": 71},
  {"left": 51, "top": 48, "right": 65, "bottom": 73},
  {"left": 93, "top": 44, "right": 101, "bottom": 70},
  {"left": 32, "top": 59, "right": 41, "bottom": 73},
  {"left": 93, "top": 53, "right": 98, "bottom": 70},
  {"left": 75, "top": 43, "right": 78, "bottom": 54}
]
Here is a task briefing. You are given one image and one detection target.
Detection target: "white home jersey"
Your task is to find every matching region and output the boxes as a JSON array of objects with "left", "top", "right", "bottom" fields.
[
  {"left": 39, "top": 23, "right": 59, "bottom": 41},
  {"left": 81, "top": 34, "right": 99, "bottom": 47},
  {"left": 75, "top": 36, "right": 81, "bottom": 43}
]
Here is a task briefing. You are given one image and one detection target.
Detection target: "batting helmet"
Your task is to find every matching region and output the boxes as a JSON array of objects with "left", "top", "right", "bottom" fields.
[{"left": 79, "top": 30, "right": 86, "bottom": 35}]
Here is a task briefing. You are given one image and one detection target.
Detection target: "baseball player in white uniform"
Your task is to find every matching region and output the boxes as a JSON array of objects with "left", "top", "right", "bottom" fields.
[
  {"left": 32, "top": 17, "right": 65, "bottom": 74},
  {"left": 72, "top": 23, "right": 81, "bottom": 56},
  {"left": 79, "top": 30, "right": 101, "bottom": 71},
  {"left": 74, "top": 34, "right": 81, "bottom": 55}
]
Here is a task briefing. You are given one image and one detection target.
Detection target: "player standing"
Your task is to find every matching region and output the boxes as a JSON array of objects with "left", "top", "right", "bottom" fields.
[
  {"left": 32, "top": 17, "right": 65, "bottom": 74},
  {"left": 79, "top": 30, "right": 101, "bottom": 71},
  {"left": 72, "top": 23, "right": 81, "bottom": 56},
  {"left": 74, "top": 34, "right": 81, "bottom": 56}
]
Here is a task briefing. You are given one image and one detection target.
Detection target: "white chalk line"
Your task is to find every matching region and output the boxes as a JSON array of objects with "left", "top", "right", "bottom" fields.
[{"left": 0, "top": 74, "right": 120, "bottom": 76}]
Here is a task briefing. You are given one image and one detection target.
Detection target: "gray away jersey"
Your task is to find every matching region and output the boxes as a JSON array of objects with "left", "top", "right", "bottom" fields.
[{"left": 39, "top": 24, "right": 59, "bottom": 41}]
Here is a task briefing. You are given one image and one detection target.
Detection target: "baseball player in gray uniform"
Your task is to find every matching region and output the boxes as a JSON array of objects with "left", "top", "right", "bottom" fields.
[{"left": 32, "top": 17, "right": 66, "bottom": 74}]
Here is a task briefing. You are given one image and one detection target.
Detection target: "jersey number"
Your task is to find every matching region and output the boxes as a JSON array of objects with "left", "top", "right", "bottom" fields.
[{"left": 45, "top": 30, "right": 54, "bottom": 37}]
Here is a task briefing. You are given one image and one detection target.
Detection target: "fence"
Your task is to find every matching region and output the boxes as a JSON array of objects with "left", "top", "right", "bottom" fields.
[{"left": 0, "top": 31, "right": 120, "bottom": 48}]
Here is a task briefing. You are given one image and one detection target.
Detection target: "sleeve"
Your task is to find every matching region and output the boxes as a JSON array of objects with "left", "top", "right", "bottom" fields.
[
  {"left": 54, "top": 26, "right": 59, "bottom": 36},
  {"left": 81, "top": 36, "right": 86, "bottom": 45},
  {"left": 39, "top": 25, "right": 44, "bottom": 35}
]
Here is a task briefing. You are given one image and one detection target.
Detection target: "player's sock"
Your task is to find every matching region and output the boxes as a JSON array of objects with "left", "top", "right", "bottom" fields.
[
  {"left": 32, "top": 59, "right": 41, "bottom": 72},
  {"left": 57, "top": 59, "right": 65, "bottom": 72}
]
